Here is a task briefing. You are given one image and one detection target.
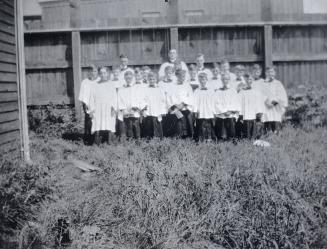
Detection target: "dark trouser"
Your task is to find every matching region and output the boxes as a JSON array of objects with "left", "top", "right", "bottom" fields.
[
  {"left": 242, "top": 120, "right": 256, "bottom": 139},
  {"left": 264, "top": 121, "right": 281, "bottom": 133},
  {"left": 195, "top": 119, "right": 214, "bottom": 141},
  {"left": 162, "top": 114, "right": 178, "bottom": 138},
  {"left": 94, "top": 130, "right": 113, "bottom": 145},
  {"left": 124, "top": 117, "right": 141, "bottom": 139},
  {"left": 83, "top": 104, "right": 93, "bottom": 145},
  {"left": 215, "top": 117, "right": 236, "bottom": 140},
  {"left": 235, "top": 116, "right": 243, "bottom": 138},
  {"left": 115, "top": 118, "right": 126, "bottom": 140},
  {"left": 176, "top": 110, "right": 194, "bottom": 138},
  {"left": 142, "top": 116, "right": 163, "bottom": 139}
]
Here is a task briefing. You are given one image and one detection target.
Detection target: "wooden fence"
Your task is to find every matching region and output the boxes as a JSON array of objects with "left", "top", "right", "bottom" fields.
[{"left": 23, "top": 0, "right": 327, "bottom": 120}]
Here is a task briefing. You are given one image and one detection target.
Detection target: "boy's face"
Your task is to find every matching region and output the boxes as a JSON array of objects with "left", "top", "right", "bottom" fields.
[
  {"left": 253, "top": 69, "right": 262, "bottom": 79},
  {"left": 89, "top": 67, "right": 98, "bottom": 80},
  {"left": 266, "top": 69, "right": 276, "bottom": 80},
  {"left": 135, "top": 72, "right": 142, "bottom": 82},
  {"left": 222, "top": 75, "right": 230, "bottom": 86},
  {"left": 120, "top": 57, "right": 128, "bottom": 68},
  {"left": 190, "top": 70, "right": 197, "bottom": 80},
  {"left": 246, "top": 76, "right": 253, "bottom": 87},
  {"left": 148, "top": 75, "right": 157, "bottom": 86},
  {"left": 212, "top": 67, "right": 220, "bottom": 77},
  {"left": 196, "top": 56, "right": 204, "bottom": 68},
  {"left": 165, "top": 69, "right": 174, "bottom": 80},
  {"left": 113, "top": 69, "right": 120, "bottom": 79},
  {"left": 99, "top": 68, "right": 109, "bottom": 81},
  {"left": 124, "top": 73, "right": 133, "bottom": 85},
  {"left": 168, "top": 50, "right": 177, "bottom": 62},
  {"left": 199, "top": 75, "right": 207, "bottom": 88},
  {"left": 142, "top": 69, "right": 150, "bottom": 80},
  {"left": 221, "top": 63, "right": 230, "bottom": 73},
  {"left": 177, "top": 72, "right": 186, "bottom": 83},
  {"left": 235, "top": 69, "right": 244, "bottom": 78}
]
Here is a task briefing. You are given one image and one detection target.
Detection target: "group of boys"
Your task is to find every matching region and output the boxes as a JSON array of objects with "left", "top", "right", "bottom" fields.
[{"left": 79, "top": 49, "right": 288, "bottom": 145}]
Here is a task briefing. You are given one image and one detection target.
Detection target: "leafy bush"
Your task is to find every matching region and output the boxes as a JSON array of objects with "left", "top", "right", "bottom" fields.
[
  {"left": 28, "top": 103, "right": 80, "bottom": 138},
  {"left": 24, "top": 126, "right": 327, "bottom": 249},
  {"left": 286, "top": 82, "right": 327, "bottom": 126}
]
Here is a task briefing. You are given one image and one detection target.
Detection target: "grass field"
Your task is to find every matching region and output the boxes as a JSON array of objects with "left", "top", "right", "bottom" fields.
[{"left": 1, "top": 125, "right": 327, "bottom": 249}]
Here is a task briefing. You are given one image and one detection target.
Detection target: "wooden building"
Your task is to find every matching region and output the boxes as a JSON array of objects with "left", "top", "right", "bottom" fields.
[
  {"left": 23, "top": 0, "right": 327, "bottom": 120},
  {"left": 1, "top": 0, "right": 29, "bottom": 159}
]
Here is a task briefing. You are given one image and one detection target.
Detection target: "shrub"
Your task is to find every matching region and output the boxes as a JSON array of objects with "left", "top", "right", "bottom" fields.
[
  {"left": 286, "top": 82, "right": 327, "bottom": 126},
  {"left": 28, "top": 103, "right": 81, "bottom": 138}
]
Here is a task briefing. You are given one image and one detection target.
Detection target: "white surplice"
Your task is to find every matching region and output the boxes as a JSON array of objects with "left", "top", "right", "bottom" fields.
[
  {"left": 261, "top": 79, "right": 288, "bottom": 122},
  {"left": 238, "top": 87, "right": 265, "bottom": 120},
  {"left": 158, "top": 80, "right": 177, "bottom": 112},
  {"left": 89, "top": 81, "right": 117, "bottom": 133},
  {"left": 193, "top": 88, "right": 216, "bottom": 119},
  {"left": 78, "top": 77, "right": 99, "bottom": 111},
  {"left": 214, "top": 86, "right": 241, "bottom": 118},
  {"left": 118, "top": 84, "right": 145, "bottom": 118},
  {"left": 170, "top": 82, "right": 194, "bottom": 111},
  {"left": 143, "top": 86, "right": 166, "bottom": 118},
  {"left": 207, "top": 76, "right": 223, "bottom": 91}
]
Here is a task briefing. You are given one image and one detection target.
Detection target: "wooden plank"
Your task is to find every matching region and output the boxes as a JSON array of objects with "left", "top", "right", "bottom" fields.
[
  {"left": 0, "top": 92, "right": 18, "bottom": 102},
  {"left": 70, "top": 0, "right": 81, "bottom": 28},
  {"left": 273, "top": 53, "right": 327, "bottom": 62},
  {"left": 0, "top": 3, "right": 14, "bottom": 17},
  {"left": 0, "top": 51, "right": 16, "bottom": 63},
  {"left": 0, "top": 10, "right": 15, "bottom": 25},
  {"left": 0, "top": 130, "right": 20, "bottom": 145},
  {"left": 169, "top": 27, "right": 178, "bottom": 50},
  {"left": 0, "top": 62, "right": 16, "bottom": 73},
  {"left": 25, "top": 61, "right": 70, "bottom": 69},
  {"left": 0, "top": 72, "right": 16, "bottom": 82},
  {"left": 71, "top": 31, "right": 82, "bottom": 121},
  {"left": 0, "top": 110, "right": 19, "bottom": 123},
  {"left": 0, "top": 119, "right": 20, "bottom": 134},
  {"left": 27, "top": 96, "right": 73, "bottom": 106},
  {"left": 0, "top": 102, "right": 19, "bottom": 113},
  {"left": 0, "top": 140, "right": 20, "bottom": 156},
  {"left": 0, "top": 30, "right": 15, "bottom": 44},
  {"left": 0, "top": 83, "right": 17, "bottom": 92},
  {"left": 0, "top": 41, "right": 16, "bottom": 54},
  {"left": 0, "top": 21, "right": 15, "bottom": 35},
  {"left": 261, "top": 0, "right": 272, "bottom": 22},
  {"left": 264, "top": 25, "right": 273, "bottom": 68}
]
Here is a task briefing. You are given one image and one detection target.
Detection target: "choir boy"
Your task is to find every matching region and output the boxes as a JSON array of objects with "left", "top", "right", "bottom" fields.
[
  {"left": 141, "top": 66, "right": 151, "bottom": 85},
  {"left": 220, "top": 59, "right": 237, "bottom": 82},
  {"left": 261, "top": 66, "right": 288, "bottom": 133},
  {"left": 233, "top": 64, "right": 246, "bottom": 92},
  {"left": 118, "top": 54, "right": 134, "bottom": 81},
  {"left": 112, "top": 66, "right": 123, "bottom": 88},
  {"left": 134, "top": 67, "right": 143, "bottom": 85},
  {"left": 238, "top": 74, "right": 265, "bottom": 139},
  {"left": 188, "top": 64, "right": 199, "bottom": 91},
  {"left": 78, "top": 65, "right": 99, "bottom": 145},
  {"left": 159, "top": 66, "right": 178, "bottom": 137},
  {"left": 214, "top": 73, "right": 241, "bottom": 140},
  {"left": 207, "top": 62, "right": 223, "bottom": 91},
  {"left": 142, "top": 72, "right": 166, "bottom": 139},
  {"left": 170, "top": 69, "right": 195, "bottom": 138},
  {"left": 88, "top": 66, "right": 117, "bottom": 145},
  {"left": 193, "top": 72, "right": 216, "bottom": 142},
  {"left": 118, "top": 71, "right": 144, "bottom": 139},
  {"left": 196, "top": 53, "right": 213, "bottom": 79},
  {"left": 252, "top": 64, "right": 264, "bottom": 90}
]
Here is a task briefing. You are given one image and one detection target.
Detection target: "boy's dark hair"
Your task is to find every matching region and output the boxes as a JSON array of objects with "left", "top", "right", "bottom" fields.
[{"left": 120, "top": 54, "right": 128, "bottom": 59}]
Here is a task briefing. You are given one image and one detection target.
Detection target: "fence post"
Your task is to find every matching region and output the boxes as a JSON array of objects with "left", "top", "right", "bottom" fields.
[
  {"left": 72, "top": 31, "right": 82, "bottom": 122},
  {"left": 169, "top": 27, "right": 179, "bottom": 50},
  {"left": 264, "top": 25, "right": 273, "bottom": 68},
  {"left": 16, "top": 0, "right": 30, "bottom": 162}
]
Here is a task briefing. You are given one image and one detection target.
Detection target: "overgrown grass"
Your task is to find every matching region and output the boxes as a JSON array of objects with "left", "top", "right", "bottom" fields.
[{"left": 7, "top": 125, "right": 324, "bottom": 249}]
